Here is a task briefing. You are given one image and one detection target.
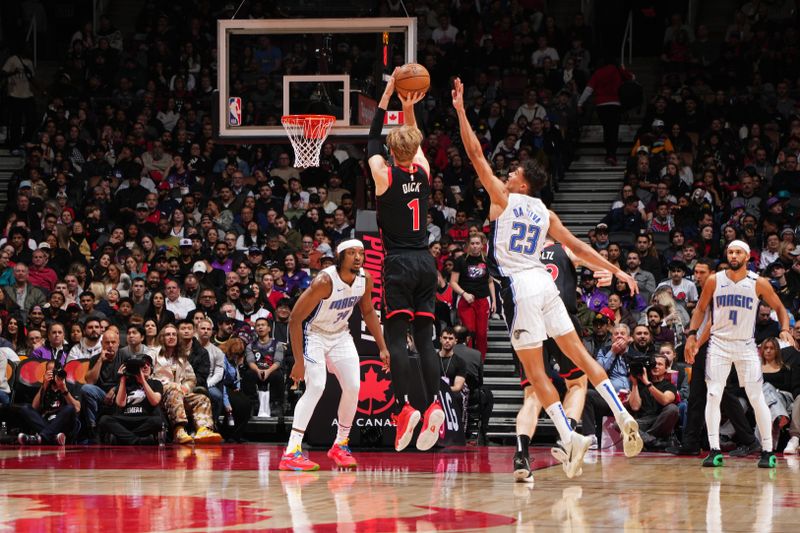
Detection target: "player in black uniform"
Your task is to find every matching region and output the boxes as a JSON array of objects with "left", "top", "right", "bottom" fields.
[
  {"left": 367, "top": 73, "right": 444, "bottom": 452},
  {"left": 512, "top": 239, "right": 643, "bottom": 482}
]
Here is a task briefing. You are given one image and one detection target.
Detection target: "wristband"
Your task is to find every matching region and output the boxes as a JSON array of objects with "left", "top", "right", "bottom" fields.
[{"left": 685, "top": 329, "right": 697, "bottom": 337}]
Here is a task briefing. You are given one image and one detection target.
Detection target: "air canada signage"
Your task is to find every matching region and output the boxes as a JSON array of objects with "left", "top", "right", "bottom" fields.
[{"left": 305, "top": 211, "right": 464, "bottom": 447}]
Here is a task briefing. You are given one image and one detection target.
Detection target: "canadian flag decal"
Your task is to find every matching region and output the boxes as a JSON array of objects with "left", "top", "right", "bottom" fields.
[{"left": 384, "top": 111, "right": 404, "bottom": 125}]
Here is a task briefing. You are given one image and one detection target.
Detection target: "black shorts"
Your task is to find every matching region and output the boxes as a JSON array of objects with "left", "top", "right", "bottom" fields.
[
  {"left": 518, "top": 313, "right": 585, "bottom": 388},
  {"left": 382, "top": 250, "right": 437, "bottom": 321}
]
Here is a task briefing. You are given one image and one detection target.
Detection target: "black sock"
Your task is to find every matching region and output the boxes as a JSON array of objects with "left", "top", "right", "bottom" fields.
[
  {"left": 568, "top": 418, "right": 578, "bottom": 432},
  {"left": 516, "top": 434, "right": 530, "bottom": 454}
]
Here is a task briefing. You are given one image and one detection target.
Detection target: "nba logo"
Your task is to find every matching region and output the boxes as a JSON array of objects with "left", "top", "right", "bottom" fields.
[{"left": 228, "top": 97, "right": 241, "bottom": 126}]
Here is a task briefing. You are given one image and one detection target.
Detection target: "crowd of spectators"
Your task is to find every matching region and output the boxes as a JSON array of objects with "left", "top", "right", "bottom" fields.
[
  {"left": 3, "top": 0, "right": 798, "bottom": 452},
  {"left": 578, "top": 5, "right": 800, "bottom": 453}
]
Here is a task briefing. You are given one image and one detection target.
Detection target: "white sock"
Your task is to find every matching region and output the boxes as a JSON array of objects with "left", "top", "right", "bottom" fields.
[
  {"left": 336, "top": 424, "right": 351, "bottom": 445},
  {"left": 596, "top": 379, "right": 627, "bottom": 418},
  {"left": 286, "top": 429, "right": 304, "bottom": 454},
  {"left": 545, "top": 402, "right": 574, "bottom": 444}
]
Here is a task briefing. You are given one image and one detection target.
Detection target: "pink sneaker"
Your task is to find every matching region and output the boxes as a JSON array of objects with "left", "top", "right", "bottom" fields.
[
  {"left": 279, "top": 448, "right": 320, "bottom": 471},
  {"left": 416, "top": 399, "right": 445, "bottom": 451},
  {"left": 327, "top": 440, "right": 357, "bottom": 468}
]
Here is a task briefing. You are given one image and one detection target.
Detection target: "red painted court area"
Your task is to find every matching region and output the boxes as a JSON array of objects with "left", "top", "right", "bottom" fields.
[{"left": 2, "top": 445, "right": 799, "bottom": 532}]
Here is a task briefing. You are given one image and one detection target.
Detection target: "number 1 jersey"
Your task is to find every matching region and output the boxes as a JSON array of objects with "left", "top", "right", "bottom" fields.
[
  {"left": 376, "top": 163, "right": 430, "bottom": 252},
  {"left": 488, "top": 193, "right": 551, "bottom": 279}
]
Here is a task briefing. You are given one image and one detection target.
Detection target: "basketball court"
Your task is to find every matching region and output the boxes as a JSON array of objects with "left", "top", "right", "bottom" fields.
[{"left": 0, "top": 445, "right": 797, "bottom": 531}]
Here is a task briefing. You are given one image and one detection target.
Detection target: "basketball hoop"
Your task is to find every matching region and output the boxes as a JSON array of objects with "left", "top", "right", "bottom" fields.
[{"left": 281, "top": 114, "right": 336, "bottom": 168}]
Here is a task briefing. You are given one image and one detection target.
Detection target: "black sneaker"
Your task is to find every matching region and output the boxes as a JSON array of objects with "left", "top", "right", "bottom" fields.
[
  {"left": 665, "top": 444, "right": 701, "bottom": 456},
  {"left": 702, "top": 449, "right": 724, "bottom": 467},
  {"left": 513, "top": 451, "right": 534, "bottom": 483},
  {"left": 17, "top": 433, "right": 41, "bottom": 446},
  {"left": 757, "top": 451, "right": 777, "bottom": 469},
  {"left": 729, "top": 440, "right": 761, "bottom": 457}
]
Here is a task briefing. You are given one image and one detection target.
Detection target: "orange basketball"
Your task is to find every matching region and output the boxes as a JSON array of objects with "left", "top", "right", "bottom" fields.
[{"left": 394, "top": 63, "right": 430, "bottom": 96}]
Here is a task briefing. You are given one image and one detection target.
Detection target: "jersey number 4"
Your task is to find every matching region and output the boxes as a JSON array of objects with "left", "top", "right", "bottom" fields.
[{"left": 509, "top": 222, "right": 541, "bottom": 255}]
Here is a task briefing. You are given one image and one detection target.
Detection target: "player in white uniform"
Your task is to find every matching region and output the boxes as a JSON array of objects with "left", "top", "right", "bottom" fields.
[
  {"left": 453, "top": 79, "right": 643, "bottom": 482},
  {"left": 685, "top": 240, "right": 795, "bottom": 468},
  {"left": 279, "top": 239, "right": 390, "bottom": 471}
]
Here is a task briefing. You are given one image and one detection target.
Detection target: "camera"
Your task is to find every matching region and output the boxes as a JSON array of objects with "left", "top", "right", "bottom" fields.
[
  {"left": 627, "top": 353, "right": 654, "bottom": 377},
  {"left": 54, "top": 366, "right": 67, "bottom": 380},
  {"left": 124, "top": 357, "right": 147, "bottom": 378}
]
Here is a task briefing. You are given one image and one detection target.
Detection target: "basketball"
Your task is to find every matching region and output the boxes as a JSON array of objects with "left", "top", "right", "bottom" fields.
[{"left": 394, "top": 63, "right": 430, "bottom": 96}]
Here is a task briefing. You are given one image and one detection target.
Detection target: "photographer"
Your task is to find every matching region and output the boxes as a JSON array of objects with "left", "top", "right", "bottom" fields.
[
  {"left": 16, "top": 360, "right": 81, "bottom": 445},
  {"left": 580, "top": 324, "right": 633, "bottom": 445},
  {"left": 98, "top": 354, "right": 163, "bottom": 445},
  {"left": 628, "top": 353, "right": 679, "bottom": 448}
]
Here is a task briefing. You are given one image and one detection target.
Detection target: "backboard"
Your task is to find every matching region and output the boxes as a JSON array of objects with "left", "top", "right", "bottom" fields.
[{"left": 216, "top": 17, "right": 417, "bottom": 143}]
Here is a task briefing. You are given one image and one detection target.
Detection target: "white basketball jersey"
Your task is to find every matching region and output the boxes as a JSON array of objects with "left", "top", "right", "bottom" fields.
[
  {"left": 488, "top": 193, "right": 550, "bottom": 277},
  {"left": 305, "top": 266, "right": 366, "bottom": 334},
  {"left": 710, "top": 269, "right": 759, "bottom": 341}
]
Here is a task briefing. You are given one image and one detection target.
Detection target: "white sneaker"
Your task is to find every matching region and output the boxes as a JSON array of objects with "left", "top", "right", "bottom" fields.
[
  {"left": 784, "top": 436, "right": 800, "bottom": 455},
  {"left": 589, "top": 434, "right": 598, "bottom": 450},
  {"left": 619, "top": 415, "right": 644, "bottom": 458},
  {"left": 562, "top": 432, "right": 592, "bottom": 479}
]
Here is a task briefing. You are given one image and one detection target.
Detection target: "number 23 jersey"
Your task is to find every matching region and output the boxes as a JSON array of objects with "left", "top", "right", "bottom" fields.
[
  {"left": 488, "top": 193, "right": 551, "bottom": 280},
  {"left": 304, "top": 266, "right": 366, "bottom": 334}
]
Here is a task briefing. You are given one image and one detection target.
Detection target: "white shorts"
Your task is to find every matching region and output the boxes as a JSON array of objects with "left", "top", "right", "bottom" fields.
[
  {"left": 706, "top": 337, "right": 762, "bottom": 384},
  {"left": 303, "top": 329, "right": 359, "bottom": 368},
  {"left": 503, "top": 271, "right": 574, "bottom": 350}
]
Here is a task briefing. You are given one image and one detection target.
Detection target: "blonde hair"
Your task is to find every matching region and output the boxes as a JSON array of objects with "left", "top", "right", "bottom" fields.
[{"left": 386, "top": 125, "right": 423, "bottom": 163}]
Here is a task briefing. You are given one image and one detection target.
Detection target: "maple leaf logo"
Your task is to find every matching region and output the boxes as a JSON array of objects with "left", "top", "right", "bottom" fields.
[
  {"left": 388, "top": 113, "right": 397, "bottom": 121},
  {"left": 357, "top": 362, "right": 395, "bottom": 415}
]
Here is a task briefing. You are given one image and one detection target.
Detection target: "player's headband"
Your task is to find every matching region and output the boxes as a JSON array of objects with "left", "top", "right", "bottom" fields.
[
  {"left": 337, "top": 239, "right": 364, "bottom": 254},
  {"left": 727, "top": 239, "right": 751, "bottom": 256}
]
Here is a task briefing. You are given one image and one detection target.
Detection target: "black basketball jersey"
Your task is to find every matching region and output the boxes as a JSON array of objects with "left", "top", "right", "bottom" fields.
[
  {"left": 540, "top": 242, "right": 578, "bottom": 314},
  {"left": 376, "top": 163, "right": 430, "bottom": 252}
]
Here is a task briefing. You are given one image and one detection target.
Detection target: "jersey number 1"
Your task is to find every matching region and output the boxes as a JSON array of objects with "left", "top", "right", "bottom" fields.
[{"left": 407, "top": 198, "right": 420, "bottom": 231}]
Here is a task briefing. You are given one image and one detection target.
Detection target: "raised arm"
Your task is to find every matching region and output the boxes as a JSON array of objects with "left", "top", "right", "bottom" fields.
[
  {"left": 367, "top": 72, "right": 396, "bottom": 195},
  {"left": 452, "top": 78, "right": 508, "bottom": 210},
  {"left": 397, "top": 90, "right": 430, "bottom": 174},
  {"left": 547, "top": 211, "right": 639, "bottom": 294}
]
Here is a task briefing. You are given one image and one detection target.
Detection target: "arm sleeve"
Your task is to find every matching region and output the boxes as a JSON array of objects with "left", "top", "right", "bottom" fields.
[{"left": 367, "top": 108, "right": 387, "bottom": 158}]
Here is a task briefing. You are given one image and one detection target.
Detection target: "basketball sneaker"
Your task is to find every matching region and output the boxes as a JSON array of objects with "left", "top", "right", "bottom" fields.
[
  {"left": 561, "top": 432, "right": 592, "bottom": 479},
  {"left": 513, "top": 451, "right": 534, "bottom": 483},
  {"left": 757, "top": 451, "right": 777, "bottom": 469},
  {"left": 784, "top": 436, "right": 800, "bottom": 455},
  {"left": 327, "top": 440, "right": 358, "bottom": 468},
  {"left": 391, "top": 402, "right": 421, "bottom": 452},
  {"left": 702, "top": 449, "right": 724, "bottom": 467},
  {"left": 173, "top": 427, "right": 194, "bottom": 445},
  {"left": 619, "top": 414, "right": 644, "bottom": 458},
  {"left": 17, "top": 433, "right": 41, "bottom": 446},
  {"left": 416, "top": 399, "right": 445, "bottom": 451},
  {"left": 279, "top": 448, "right": 320, "bottom": 471},
  {"left": 55, "top": 433, "right": 66, "bottom": 446},
  {"left": 194, "top": 426, "right": 223, "bottom": 445}
]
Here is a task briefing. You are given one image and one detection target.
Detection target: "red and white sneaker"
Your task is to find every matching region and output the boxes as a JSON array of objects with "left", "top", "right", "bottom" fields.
[
  {"left": 327, "top": 440, "right": 358, "bottom": 468},
  {"left": 416, "top": 399, "right": 445, "bottom": 451},
  {"left": 279, "top": 448, "right": 320, "bottom": 471},
  {"left": 391, "top": 403, "right": 421, "bottom": 452}
]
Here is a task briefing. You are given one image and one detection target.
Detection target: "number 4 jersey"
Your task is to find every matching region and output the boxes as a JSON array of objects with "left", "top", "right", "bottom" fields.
[
  {"left": 488, "top": 193, "right": 551, "bottom": 280},
  {"left": 710, "top": 269, "right": 759, "bottom": 342},
  {"left": 376, "top": 163, "right": 430, "bottom": 252},
  {"left": 304, "top": 266, "right": 366, "bottom": 335}
]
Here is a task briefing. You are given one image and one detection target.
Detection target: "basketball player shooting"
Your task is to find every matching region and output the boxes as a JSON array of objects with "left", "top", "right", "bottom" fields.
[
  {"left": 452, "top": 78, "right": 643, "bottom": 481},
  {"left": 367, "top": 71, "right": 446, "bottom": 452},
  {"left": 279, "top": 240, "right": 390, "bottom": 471},
  {"left": 685, "top": 240, "right": 796, "bottom": 469}
]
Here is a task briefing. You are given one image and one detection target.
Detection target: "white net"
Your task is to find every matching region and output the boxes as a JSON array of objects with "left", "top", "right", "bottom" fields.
[{"left": 281, "top": 115, "right": 336, "bottom": 168}]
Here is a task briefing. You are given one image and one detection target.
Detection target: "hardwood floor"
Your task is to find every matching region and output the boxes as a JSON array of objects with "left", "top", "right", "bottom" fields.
[{"left": 0, "top": 445, "right": 798, "bottom": 531}]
